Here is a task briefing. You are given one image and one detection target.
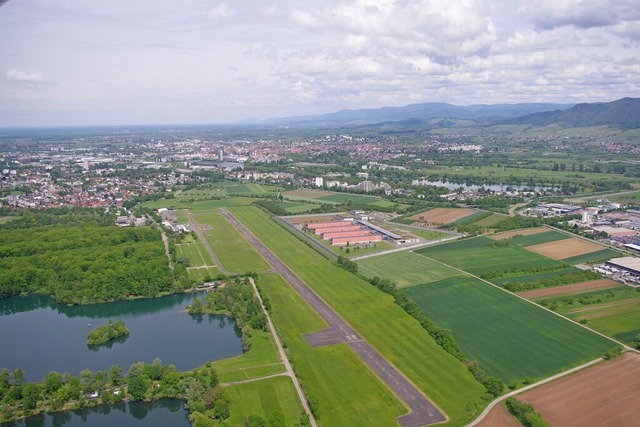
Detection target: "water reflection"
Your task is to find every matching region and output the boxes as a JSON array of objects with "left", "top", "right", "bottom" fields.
[{"left": 1, "top": 399, "right": 188, "bottom": 427}]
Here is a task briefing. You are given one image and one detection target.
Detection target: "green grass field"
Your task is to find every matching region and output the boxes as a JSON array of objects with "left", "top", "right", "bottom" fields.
[
  {"left": 231, "top": 207, "right": 488, "bottom": 426},
  {"left": 212, "top": 327, "right": 284, "bottom": 383},
  {"left": 416, "top": 237, "right": 562, "bottom": 275},
  {"left": 193, "top": 210, "right": 270, "bottom": 273},
  {"left": 358, "top": 251, "right": 462, "bottom": 288},
  {"left": 317, "top": 193, "right": 380, "bottom": 204},
  {"left": 258, "top": 273, "right": 406, "bottom": 426},
  {"left": 141, "top": 196, "right": 254, "bottom": 210},
  {"left": 187, "top": 267, "right": 218, "bottom": 282},
  {"left": 404, "top": 276, "right": 617, "bottom": 383},
  {"left": 176, "top": 243, "right": 208, "bottom": 267},
  {"left": 224, "top": 375, "right": 305, "bottom": 426}
]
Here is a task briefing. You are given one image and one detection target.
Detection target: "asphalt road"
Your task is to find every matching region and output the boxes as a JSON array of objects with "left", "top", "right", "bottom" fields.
[{"left": 220, "top": 209, "right": 446, "bottom": 427}]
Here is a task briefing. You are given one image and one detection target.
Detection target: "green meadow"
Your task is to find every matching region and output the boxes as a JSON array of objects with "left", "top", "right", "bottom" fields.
[
  {"left": 358, "top": 251, "right": 461, "bottom": 288},
  {"left": 224, "top": 376, "right": 305, "bottom": 427}
]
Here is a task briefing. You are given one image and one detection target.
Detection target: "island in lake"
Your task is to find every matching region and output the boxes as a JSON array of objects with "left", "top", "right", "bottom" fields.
[{"left": 87, "top": 320, "right": 129, "bottom": 347}]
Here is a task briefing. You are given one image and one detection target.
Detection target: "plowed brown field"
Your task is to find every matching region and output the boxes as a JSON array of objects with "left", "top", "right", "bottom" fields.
[
  {"left": 475, "top": 402, "right": 521, "bottom": 427},
  {"left": 518, "top": 279, "right": 619, "bottom": 299},
  {"left": 518, "top": 353, "right": 640, "bottom": 427},
  {"left": 525, "top": 237, "right": 604, "bottom": 260},
  {"left": 409, "top": 208, "right": 476, "bottom": 224},
  {"left": 488, "top": 227, "right": 548, "bottom": 240}
]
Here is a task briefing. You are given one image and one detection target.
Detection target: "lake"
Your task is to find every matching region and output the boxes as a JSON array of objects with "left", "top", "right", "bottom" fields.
[
  {"left": 1, "top": 398, "right": 190, "bottom": 427},
  {"left": 0, "top": 293, "right": 242, "bottom": 382},
  {"left": 412, "top": 179, "right": 558, "bottom": 192}
]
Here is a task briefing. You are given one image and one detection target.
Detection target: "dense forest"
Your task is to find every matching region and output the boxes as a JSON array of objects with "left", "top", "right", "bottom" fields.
[{"left": 0, "top": 211, "right": 185, "bottom": 304}]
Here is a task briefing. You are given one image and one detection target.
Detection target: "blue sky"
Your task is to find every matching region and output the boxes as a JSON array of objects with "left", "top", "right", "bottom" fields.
[{"left": 1, "top": 0, "right": 639, "bottom": 126}]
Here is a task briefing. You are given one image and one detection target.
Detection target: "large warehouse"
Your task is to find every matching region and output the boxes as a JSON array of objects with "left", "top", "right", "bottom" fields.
[{"left": 605, "top": 257, "right": 640, "bottom": 278}]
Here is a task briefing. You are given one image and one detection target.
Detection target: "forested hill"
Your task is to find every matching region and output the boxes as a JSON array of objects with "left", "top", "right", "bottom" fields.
[{"left": 499, "top": 97, "right": 640, "bottom": 130}]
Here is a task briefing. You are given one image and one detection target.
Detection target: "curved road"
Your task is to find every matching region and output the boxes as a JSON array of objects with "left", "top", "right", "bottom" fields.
[{"left": 220, "top": 209, "right": 446, "bottom": 427}]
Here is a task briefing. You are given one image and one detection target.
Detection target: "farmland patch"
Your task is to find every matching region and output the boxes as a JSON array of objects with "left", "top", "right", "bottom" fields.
[
  {"left": 525, "top": 237, "right": 607, "bottom": 260},
  {"left": 488, "top": 227, "right": 548, "bottom": 240},
  {"left": 518, "top": 279, "right": 619, "bottom": 299},
  {"left": 518, "top": 353, "right": 640, "bottom": 427},
  {"left": 410, "top": 208, "right": 477, "bottom": 224},
  {"left": 404, "top": 276, "right": 616, "bottom": 383}
]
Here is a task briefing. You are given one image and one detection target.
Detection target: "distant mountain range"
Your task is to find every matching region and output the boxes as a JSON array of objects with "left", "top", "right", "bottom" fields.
[
  {"left": 245, "top": 97, "right": 639, "bottom": 130},
  {"left": 499, "top": 97, "right": 640, "bottom": 130}
]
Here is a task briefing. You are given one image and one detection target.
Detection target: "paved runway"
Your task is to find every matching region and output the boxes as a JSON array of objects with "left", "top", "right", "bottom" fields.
[{"left": 220, "top": 209, "right": 446, "bottom": 427}]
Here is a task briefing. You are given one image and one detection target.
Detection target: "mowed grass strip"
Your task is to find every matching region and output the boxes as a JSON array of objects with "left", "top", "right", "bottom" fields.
[
  {"left": 213, "top": 328, "right": 284, "bottom": 383},
  {"left": 231, "top": 206, "right": 487, "bottom": 426},
  {"left": 404, "top": 276, "right": 617, "bottom": 384},
  {"left": 358, "top": 251, "right": 462, "bottom": 288},
  {"left": 176, "top": 242, "right": 207, "bottom": 267},
  {"left": 194, "top": 210, "right": 270, "bottom": 273},
  {"left": 224, "top": 375, "right": 304, "bottom": 426},
  {"left": 258, "top": 273, "right": 406, "bottom": 426},
  {"left": 416, "top": 237, "right": 562, "bottom": 275}
]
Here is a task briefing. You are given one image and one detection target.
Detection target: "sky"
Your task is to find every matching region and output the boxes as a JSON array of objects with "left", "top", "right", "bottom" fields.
[{"left": 1, "top": 0, "right": 639, "bottom": 126}]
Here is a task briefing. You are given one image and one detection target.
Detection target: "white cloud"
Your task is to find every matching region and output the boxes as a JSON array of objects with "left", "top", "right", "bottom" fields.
[
  {"left": 208, "top": 3, "right": 234, "bottom": 20},
  {"left": 6, "top": 68, "right": 46, "bottom": 83},
  {"left": 291, "top": 10, "right": 319, "bottom": 28}
]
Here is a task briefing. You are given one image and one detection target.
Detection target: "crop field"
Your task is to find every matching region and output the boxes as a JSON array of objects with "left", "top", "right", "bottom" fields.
[
  {"left": 489, "top": 266, "right": 581, "bottom": 287},
  {"left": 525, "top": 237, "right": 607, "bottom": 260},
  {"left": 488, "top": 227, "right": 549, "bottom": 240},
  {"left": 518, "top": 279, "right": 619, "bottom": 299},
  {"left": 231, "top": 206, "right": 488, "bottom": 425},
  {"left": 225, "top": 183, "right": 282, "bottom": 195},
  {"left": 410, "top": 208, "right": 477, "bottom": 224},
  {"left": 562, "top": 248, "right": 621, "bottom": 264},
  {"left": 560, "top": 290, "right": 640, "bottom": 344},
  {"left": 415, "top": 237, "right": 562, "bottom": 275},
  {"left": 176, "top": 242, "right": 208, "bottom": 267},
  {"left": 404, "top": 276, "right": 617, "bottom": 383},
  {"left": 194, "top": 210, "right": 270, "bottom": 273},
  {"left": 517, "top": 353, "right": 640, "bottom": 427},
  {"left": 358, "top": 251, "right": 462, "bottom": 288},
  {"left": 258, "top": 273, "right": 406, "bottom": 426},
  {"left": 224, "top": 376, "right": 304, "bottom": 426},
  {"left": 505, "top": 230, "right": 571, "bottom": 247},
  {"left": 453, "top": 210, "right": 490, "bottom": 225},
  {"left": 472, "top": 213, "right": 509, "bottom": 227}
]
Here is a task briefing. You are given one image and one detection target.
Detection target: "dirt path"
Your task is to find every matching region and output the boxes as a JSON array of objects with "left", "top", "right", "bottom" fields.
[
  {"left": 220, "top": 208, "right": 447, "bottom": 427},
  {"left": 508, "top": 203, "right": 528, "bottom": 217}
]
